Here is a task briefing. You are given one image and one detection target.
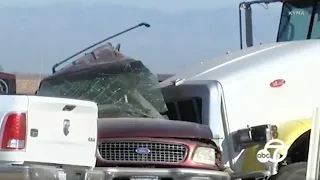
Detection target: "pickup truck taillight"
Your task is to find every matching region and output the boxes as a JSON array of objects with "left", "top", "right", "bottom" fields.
[{"left": 0, "top": 112, "right": 27, "bottom": 150}]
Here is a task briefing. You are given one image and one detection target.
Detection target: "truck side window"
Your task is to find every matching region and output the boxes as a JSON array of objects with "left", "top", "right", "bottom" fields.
[
  {"left": 166, "top": 97, "right": 202, "bottom": 124},
  {"left": 277, "top": 1, "right": 320, "bottom": 41}
]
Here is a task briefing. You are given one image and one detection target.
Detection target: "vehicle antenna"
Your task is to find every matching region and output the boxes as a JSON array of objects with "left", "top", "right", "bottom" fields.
[{"left": 51, "top": 22, "right": 151, "bottom": 73}]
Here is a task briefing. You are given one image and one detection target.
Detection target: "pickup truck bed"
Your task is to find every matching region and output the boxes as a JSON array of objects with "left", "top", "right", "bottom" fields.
[{"left": 0, "top": 95, "right": 98, "bottom": 168}]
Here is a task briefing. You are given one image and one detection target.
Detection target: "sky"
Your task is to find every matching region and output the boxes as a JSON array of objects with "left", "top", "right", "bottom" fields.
[
  {"left": 0, "top": 0, "right": 282, "bottom": 74},
  {"left": 0, "top": 0, "right": 237, "bottom": 11}
]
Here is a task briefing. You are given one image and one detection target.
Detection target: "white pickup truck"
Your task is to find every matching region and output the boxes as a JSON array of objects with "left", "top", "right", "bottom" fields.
[{"left": 0, "top": 95, "right": 98, "bottom": 180}]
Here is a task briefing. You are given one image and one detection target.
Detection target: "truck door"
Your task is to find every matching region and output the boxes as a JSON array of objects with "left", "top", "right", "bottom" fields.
[
  {"left": 162, "top": 80, "right": 235, "bottom": 167},
  {"left": 162, "top": 80, "right": 226, "bottom": 142}
]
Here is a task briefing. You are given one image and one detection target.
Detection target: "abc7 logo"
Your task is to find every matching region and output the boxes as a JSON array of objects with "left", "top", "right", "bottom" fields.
[{"left": 256, "top": 139, "right": 288, "bottom": 163}]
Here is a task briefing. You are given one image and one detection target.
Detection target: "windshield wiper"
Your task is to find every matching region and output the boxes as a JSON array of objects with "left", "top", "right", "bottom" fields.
[
  {"left": 128, "top": 90, "right": 164, "bottom": 119},
  {"left": 123, "top": 109, "right": 153, "bottom": 118},
  {"left": 98, "top": 104, "right": 156, "bottom": 118}
]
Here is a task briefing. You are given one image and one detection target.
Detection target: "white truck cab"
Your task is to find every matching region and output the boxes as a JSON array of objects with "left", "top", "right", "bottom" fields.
[
  {"left": 0, "top": 95, "right": 98, "bottom": 180},
  {"left": 159, "top": 39, "right": 320, "bottom": 179}
]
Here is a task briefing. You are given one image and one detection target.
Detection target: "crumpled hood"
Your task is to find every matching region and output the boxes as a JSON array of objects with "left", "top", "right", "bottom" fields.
[{"left": 98, "top": 117, "right": 213, "bottom": 139}]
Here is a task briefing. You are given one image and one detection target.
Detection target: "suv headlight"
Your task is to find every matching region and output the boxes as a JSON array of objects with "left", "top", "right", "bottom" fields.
[{"left": 193, "top": 147, "right": 215, "bottom": 165}]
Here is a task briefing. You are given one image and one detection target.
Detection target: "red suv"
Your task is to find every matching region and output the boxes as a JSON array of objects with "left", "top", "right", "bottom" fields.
[{"left": 38, "top": 44, "right": 230, "bottom": 180}]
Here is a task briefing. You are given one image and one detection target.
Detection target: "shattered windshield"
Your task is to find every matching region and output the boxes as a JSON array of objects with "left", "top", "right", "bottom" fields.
[
  {"left": 278, "top": 0, "right": 320, "bottom": 41},
  {"left": 37, "top": 60, "right": 167, "bottom": 119}
]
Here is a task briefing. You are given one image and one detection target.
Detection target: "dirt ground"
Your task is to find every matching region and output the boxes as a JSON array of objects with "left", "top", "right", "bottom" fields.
[
  {"left": 15, "top": 73, "right": 172, "bottom": 94},
  {"left": 16, "top": 73, "right": 44, "bottom": 94}
]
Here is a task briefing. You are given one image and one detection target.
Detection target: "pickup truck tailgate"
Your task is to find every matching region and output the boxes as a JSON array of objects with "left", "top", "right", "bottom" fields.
[{"left": 26, "top": 96, "right": 98, "bottom": 167}]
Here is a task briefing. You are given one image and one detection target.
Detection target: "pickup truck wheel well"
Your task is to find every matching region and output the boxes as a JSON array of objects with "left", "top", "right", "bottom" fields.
[{"left": 285, "top": 130, "right": 310, "bottom": 164}]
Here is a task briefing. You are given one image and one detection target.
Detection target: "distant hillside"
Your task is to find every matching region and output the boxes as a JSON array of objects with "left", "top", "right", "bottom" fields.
[
  {"left": 0, "top": 2, "right": 281, "bottom": 74},
  {"left": 13, "top": 72, "right": 172, "bottom": 94}
]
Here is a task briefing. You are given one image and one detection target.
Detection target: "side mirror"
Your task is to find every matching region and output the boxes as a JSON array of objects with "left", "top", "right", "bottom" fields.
[
  {"left": 244, "top": 5, "right": 253, "bottom": 47},
  {"left": 239, "top": 2, "right": 253, "bottom": 49},
  {"left": 233, "top": 124, "right": 278, "bottom": 152}
]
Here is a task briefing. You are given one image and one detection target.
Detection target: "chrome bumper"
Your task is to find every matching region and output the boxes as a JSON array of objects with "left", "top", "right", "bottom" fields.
[
  {"left": 86, "top": 167, "right": 231, "bottom": 180},
  {"left": 0, "top": 164, "right": 66, "bottom": 180},
  {"left": 0, "top": 165, "right": 230, "bottom": 180}
]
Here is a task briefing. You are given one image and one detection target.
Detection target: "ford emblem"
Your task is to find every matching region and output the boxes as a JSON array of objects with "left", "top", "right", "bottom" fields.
[{"left": 135, "top": 147, "right": 151, "bottom": 154}]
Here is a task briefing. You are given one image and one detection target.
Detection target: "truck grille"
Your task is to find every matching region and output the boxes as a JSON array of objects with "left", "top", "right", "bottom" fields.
[{"left": 98, "top": 141, "right": 187, "bottom": 163}]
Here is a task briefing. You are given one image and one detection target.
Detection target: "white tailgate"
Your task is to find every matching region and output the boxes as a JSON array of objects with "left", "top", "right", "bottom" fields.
[{"left": 25, "top": 96, "right": 98, "bottom": 168}]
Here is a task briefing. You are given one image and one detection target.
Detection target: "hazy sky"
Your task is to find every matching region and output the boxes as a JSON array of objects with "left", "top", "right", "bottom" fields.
[
  {"left": 0, "top": 0, "right": 281, "bottom": 73},
  {"left": 0, "top": 0, "right": 238, "bottom": 12}
]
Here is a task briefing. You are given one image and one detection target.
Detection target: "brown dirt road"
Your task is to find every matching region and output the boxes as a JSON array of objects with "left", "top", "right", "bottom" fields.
[
  {"left": 16, "top": 73, "right": 44, "bottom": 94},
  {"left": 15, "top": 73, "right": 172, "bottom": 94}
]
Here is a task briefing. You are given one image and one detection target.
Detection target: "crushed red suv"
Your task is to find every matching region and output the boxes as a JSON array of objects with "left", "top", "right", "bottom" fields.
[{"left": 38, "top": 44, "right": 230, "bottom": 180}]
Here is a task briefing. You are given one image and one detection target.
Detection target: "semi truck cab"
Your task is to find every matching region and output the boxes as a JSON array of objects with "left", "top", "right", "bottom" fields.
[
  {"left": 240, "top": 0, "right": 320, "bottom": 48},
  {"left": 158, "top": 38, "right": 320, "bottom": 180}
]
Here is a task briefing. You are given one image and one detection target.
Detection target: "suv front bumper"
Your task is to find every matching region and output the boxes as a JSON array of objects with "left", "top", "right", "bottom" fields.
[
  {"left": 0, "top": 166, "right": 230, "bottom": 180},
  {"left": 0, "top": 164, "right": 66, "bottom": 180},
  {"left": 86, "top": 167, "right": 230, "bottom": 180}
]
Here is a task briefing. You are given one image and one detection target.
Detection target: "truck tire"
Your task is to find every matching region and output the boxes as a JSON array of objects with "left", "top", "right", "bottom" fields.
[{"left": 270, "top": 162, "right": 307, "bottom": 180}]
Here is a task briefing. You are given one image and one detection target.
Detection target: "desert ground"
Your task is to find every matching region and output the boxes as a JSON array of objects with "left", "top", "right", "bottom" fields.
[
  {"left": 16, "top": 73, "right": 46, "bottom": 94},
  {"left": 15, "top": 73, "right": 172, "bottom": 94}
]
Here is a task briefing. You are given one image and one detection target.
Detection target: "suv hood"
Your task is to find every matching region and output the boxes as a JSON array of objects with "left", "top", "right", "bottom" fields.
[{"left": 98, "top": 118, "right": 212, "bottom": 139}]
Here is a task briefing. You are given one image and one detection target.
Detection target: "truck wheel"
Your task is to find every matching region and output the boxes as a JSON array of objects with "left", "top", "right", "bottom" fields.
[{"left": 270, "top": 162, "right": 307, "bottom": 180}]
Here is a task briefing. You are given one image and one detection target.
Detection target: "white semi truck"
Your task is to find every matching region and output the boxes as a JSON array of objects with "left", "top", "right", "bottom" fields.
[
  {"left": 0, "top": 95, "right": 98, "bottom": 180},
  {"left": 157, "top": 0, "right": 320, "bottom": 179}
]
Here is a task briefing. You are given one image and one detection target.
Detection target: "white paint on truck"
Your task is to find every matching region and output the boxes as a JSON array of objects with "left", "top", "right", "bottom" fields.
[
  {"left": 0, "top": 95, "right": 98, "bottom": 168},
  {"left": 159, "top": 39, "right": 320, "bottom": 172}
]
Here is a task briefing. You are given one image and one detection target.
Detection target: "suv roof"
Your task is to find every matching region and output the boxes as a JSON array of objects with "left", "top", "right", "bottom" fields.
[{"left": 0, "top": 72, "right": 15, "bottom": 79}]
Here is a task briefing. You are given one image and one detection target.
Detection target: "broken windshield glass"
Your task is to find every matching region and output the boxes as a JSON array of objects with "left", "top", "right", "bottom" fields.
[{"left": 37, "top": 59, "right": 167, "bottom": 119}]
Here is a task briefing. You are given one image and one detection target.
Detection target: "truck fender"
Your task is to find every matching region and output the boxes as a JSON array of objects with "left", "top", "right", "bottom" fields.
[{"left": 241, "top": 119, "right": 311, "bottom": 173}]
